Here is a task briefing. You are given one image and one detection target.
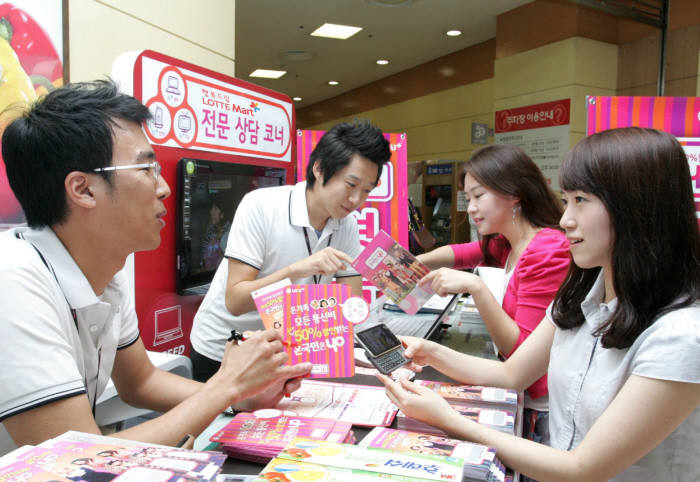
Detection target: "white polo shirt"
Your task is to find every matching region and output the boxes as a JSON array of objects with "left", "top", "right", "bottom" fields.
[
  {"left": 190, "top": 181, "right": 362, "bottom": 362},
  {"left": 0, "top": 227, "right": 140, "bottom": 421},
  {"left": 547, "top": 271, "right": 700, "bottom": 481}
]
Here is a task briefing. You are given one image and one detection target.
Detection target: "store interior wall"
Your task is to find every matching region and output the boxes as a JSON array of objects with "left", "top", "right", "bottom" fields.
[
  {"left": 300, "top": 0, "right": 700, "bottom": 165},
  {"left": 68, "top": 0, "right": 236, "bottom": 82}
]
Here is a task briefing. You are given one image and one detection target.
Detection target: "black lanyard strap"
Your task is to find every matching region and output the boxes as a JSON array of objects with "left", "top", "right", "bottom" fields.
[{"left": 302, "top": 228, "right": 332, "bottom": 284}]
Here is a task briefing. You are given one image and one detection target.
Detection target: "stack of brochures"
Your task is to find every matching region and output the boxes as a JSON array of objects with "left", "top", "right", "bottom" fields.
[
  {"left": 210, "top": 411, "right": 355, "bottom": 463},
  {"left": 359, "top": 427, "right": 507, "bottom": 482},
  {"left": 273, "top": 379, "right": 399, "bottom": 427},
  {"left": 256, "top": 436, "right": 465, "bottom": 481},
  {"left": 397, "top": 381, "right": 518, "bottom": 437},
  {"left": 397, "top": 404, "right": 516, "bottom": 436},
  {"left": 0, "top": 430, "right": 226, "bottom": 481},
  {"left": 414, "top": 381, "right": 519, "bottom": 411}
]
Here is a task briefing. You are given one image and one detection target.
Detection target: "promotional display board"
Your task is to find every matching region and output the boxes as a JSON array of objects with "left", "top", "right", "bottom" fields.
[
  {"left": 494, "top": 99, "right": 571, "bottom": 192},
  {"left": 0, "top": 1, "right": 65, "bottom": 228},
  {"left": 586, "top": 96, "right": 700, "bottom": 225},
  {"left": 112, "top": 50, "right": 294, "bottom": 355},
  {"left": 296, "top": 130, "right": 408, "bottom": 303}
]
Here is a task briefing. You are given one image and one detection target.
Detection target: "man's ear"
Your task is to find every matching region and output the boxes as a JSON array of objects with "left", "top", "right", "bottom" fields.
[
  {"left": 64, "top": 171, "right": 98, "bottom": 210},
  {"left": 312, "top": 160, "right": 323, "bottom": 182}
]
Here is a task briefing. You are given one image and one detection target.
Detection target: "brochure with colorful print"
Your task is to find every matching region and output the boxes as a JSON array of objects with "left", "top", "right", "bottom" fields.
[
  {"left": 0, "top": 431, "right": 226, "bottom": 481},
  {"left": 397, "top": 404, "right": 515, "bottom": 436},
  {"left": 359, "top": 427, "right": 505, "bottom": 482},
  {"left": 415, "top": 381, "right": 518, "bottom": 410},
  {"left": 351, "top": 230, "right": 433, "bottom": 315},
  {"left": 282, "top": 284, "right": 354, "bottom": 378},
  {"left": 210, "top": 411, "right": 354, "bottom": 463},
  {"left": 256, "top": 436, "right": 464, "bottom": 481},
  {"left": 275, "top": 379, "right": 398, "bottom": 427},
  {"left": 252, "top": 278, "right": 292, "bottom": 331}
]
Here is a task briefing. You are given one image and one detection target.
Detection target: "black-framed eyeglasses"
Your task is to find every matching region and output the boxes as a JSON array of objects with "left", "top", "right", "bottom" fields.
[{"left": 93, "top": 161, "right": 161, "bottom": 183}]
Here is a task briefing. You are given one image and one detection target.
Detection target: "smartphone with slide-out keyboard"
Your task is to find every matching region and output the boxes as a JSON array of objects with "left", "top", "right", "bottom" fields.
[{"left": 355, "top": 324, "right": 409, "bottom": 375}]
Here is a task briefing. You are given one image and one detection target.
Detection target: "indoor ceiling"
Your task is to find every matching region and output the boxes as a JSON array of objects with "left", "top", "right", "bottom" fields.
[{"left": 235, "top": 0, "right": 533, "bottom": 109}]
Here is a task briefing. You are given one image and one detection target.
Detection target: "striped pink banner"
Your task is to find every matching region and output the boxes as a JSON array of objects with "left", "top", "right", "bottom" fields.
[
  {"left": 586, "top": 96, "right": 700, "bottom": 227},
  {"left": 297, "top": 129, "right": 409, "bottom": 303}
]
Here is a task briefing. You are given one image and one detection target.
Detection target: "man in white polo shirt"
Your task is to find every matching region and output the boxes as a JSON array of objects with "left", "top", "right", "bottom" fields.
[
  {"left": 190, "top": 120, "right": 391, "bottom": 381},
  {"left": 0, "top": 80, "right": 311, "bottom": 447}
]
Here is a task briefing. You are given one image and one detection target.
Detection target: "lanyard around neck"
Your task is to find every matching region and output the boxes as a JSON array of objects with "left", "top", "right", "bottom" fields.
[{"left": 302, "top": 227, "right": 332, "bottom": 285}]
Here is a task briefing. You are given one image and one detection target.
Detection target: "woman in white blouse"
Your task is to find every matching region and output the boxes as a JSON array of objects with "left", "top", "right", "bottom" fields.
[{"left": 379, "top": 127, "right": 700, "bottom": 482}]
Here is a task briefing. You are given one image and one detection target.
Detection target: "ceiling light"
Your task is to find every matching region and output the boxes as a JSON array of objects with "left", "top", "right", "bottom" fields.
[
  {"left": 293, "top": 96, "right": 302, "bottom": 102},
  {"left": 249, "top": 69, "right": 286, "bottom": 79},
  {"left": 446, "top": 30, "right": 462, "bottom": 37},
  {"left": 328, "top": 80, "right": 339, "bottom": 86},
  {"left": 311, "top": 23, "right": 362, "bottom": 40},
  {"left": 376, "top": 59, "right": 389, "bottom": 65}
]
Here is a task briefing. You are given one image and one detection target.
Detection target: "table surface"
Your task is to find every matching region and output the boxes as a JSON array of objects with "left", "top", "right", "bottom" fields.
[{"left": 196, "top": 299, "right": 518, "bottom": 477}]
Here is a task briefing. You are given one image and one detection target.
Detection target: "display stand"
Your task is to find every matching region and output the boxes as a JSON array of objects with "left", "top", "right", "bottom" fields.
[
  {"left": 421, "top": 161, "right": 470, "bottom": 248},
  {"left": 111, "top": 50, "right": 295, "bottom": 356}
]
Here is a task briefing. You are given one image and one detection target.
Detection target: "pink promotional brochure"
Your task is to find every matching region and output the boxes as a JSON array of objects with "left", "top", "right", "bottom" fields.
[
  {"left": 251, "top": 278, "right": 291, "bottom": 331},
  {"left": 351, "top": 230, "right": 433, "bottom": 315},
  {"left": 281, "top": 284, "right": 355, "bottom": 378},
  {"left": 210, "top": 411, "right": 354, "bottom": 463}
]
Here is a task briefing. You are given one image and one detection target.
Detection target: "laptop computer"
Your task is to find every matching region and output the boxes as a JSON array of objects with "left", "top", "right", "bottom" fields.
[{"left": 359, "top": 293, "right": 461, "bottom": 340}]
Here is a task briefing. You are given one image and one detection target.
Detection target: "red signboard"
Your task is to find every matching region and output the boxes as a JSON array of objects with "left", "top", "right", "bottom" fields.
[
  {"left": 495, "top": 99, "right": 570, "bottom": 133},
  {"left": 113, "top": 50, "right": 295, "bottom": 355}
]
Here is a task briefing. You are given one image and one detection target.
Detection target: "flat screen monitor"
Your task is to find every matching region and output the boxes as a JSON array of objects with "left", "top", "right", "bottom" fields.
[{"left": 176, "top": 158, "right": 286, "bottom": 296}]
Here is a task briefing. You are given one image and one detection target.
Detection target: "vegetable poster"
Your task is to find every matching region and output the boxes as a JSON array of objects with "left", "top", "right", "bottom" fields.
[{"left": 0, "top": 1, "right": 65, "bottom": 228}]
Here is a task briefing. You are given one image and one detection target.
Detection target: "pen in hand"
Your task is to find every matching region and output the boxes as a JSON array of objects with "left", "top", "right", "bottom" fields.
[{"left": 227, "top": 329, "right": 247, "bottom": 344}]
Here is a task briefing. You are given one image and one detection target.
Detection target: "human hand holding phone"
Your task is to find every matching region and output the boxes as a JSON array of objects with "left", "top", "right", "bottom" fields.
[{"left": 355, "top": 324, "right": 409, "bottom": 375}]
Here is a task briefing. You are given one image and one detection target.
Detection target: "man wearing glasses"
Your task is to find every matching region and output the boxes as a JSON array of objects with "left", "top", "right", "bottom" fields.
[{"left": 0, "top": 80, "right": 311, "bottom": 448}]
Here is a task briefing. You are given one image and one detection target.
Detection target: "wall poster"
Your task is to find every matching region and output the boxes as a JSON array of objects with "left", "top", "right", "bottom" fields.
[
  {"left": 494, "top": 99, "right": 571, "bottom": 192},
  {"left": 0, "top": 0, "right": 66, "bottom": 229}
]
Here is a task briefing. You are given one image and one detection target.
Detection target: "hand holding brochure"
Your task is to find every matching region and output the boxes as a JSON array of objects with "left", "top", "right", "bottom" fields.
[
  {"left": 415, "top": 380, "right": 518, "bottom": 410},
  {"left": 275, "top": 379, "right": 398, "bottom": 427},
  {"left": 352, "top": 230, "right": 434, "bottom": 315}
]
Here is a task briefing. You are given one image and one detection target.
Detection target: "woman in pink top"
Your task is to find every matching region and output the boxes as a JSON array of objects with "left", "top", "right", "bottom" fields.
[{"left": 418, "top": 144, "right": 570, "bottom": 445}]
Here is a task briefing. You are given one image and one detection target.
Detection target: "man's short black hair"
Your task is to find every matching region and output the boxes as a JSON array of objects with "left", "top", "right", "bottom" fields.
[
  {"left": 305, "top": 119, "right": 391, "bottom": 189},
  {"left": 2, "top": 79, "right": 151, "bottom": 228}
]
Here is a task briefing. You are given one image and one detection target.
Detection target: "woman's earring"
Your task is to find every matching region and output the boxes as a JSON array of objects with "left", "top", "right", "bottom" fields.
[{"left": 512, "top": 204, "right": 520, "bottom": 225}]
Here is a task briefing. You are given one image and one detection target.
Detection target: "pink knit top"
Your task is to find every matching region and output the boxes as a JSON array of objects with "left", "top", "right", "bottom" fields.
[{"left": 450, "top": 228, "right": 570, "bottom": 399}]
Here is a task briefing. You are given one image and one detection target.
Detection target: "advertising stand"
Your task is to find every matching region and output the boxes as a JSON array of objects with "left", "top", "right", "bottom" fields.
[
  {"left": 112, "top": 50, "right": 294, "bottom": 355},
  {"left": 586, "top": 96, "right": 700, "bottom": 226},
  {"left": 297, "top": 130, "right": 408, "bottom": 303}
]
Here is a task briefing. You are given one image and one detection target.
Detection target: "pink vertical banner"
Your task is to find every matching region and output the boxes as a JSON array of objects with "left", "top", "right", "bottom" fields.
[
  {"left": 296, "top": 129, "right": 409, "bottom": 303},
  {"left": 586, "top": 96, "right": 700, "bottom": 227}
]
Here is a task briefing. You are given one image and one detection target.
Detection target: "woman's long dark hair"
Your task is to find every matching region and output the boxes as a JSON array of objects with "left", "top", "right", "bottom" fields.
[
  {"left": 552, "top": 127, "right": 700, "bottom": 349},
  {"left": 464, "top": 144, "right": 563, "bottom": 266}
]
